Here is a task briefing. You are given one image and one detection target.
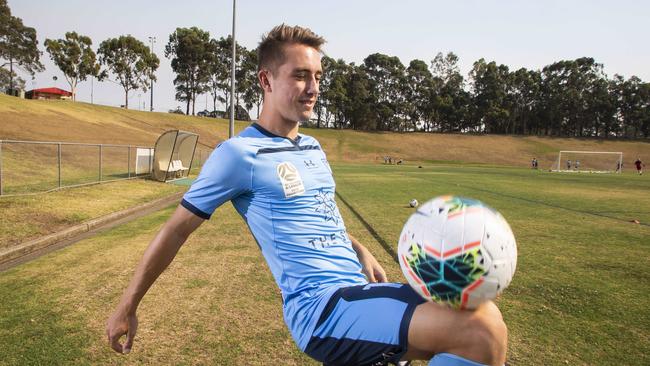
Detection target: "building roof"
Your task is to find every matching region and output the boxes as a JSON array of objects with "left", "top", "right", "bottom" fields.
[{"left": 27, "top": 87, "right": 72, "bottom": 96}]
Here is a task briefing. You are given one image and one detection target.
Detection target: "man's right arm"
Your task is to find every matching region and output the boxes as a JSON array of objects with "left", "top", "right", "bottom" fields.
[{"left": 106, "top": 204, "right": 205, "bottom": 354}]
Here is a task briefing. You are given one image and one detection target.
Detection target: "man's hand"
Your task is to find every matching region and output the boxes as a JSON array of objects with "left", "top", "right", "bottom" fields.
[
  {"left": 106, "top": 308, "right": 138, "bottom": 354},
  {"left": 348, "top": 234, "right": 388, "bottom": 283},
  {"left": 104, "top": 204, "right": 204, "bottom": 355},
  {"left": 357, "top": 247, "right": 388, "bottom": 283}
]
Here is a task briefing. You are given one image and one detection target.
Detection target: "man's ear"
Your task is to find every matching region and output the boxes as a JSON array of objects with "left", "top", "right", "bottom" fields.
[{"left": 258, "top": 70, "right": 272, "bottom": 92}]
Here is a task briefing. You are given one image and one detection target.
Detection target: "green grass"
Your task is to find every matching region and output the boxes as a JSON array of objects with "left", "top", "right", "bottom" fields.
[
  {"left": 0, "top": 163, "right": 649, "bottom": 365},
  {"left": 333, "top": 163, "right": 650, "bottom": 365}
]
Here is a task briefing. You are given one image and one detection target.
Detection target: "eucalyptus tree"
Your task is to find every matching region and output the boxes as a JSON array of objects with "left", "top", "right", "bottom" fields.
[
  {"left": 0, "top": 0, "right": 43, "bottom": 93},
  {"left": 469, "top": 59, "right": 511, "bottom": 134},
  {"left": 362, "top": 53, "right": 406, "bottom": 131},
  {"left": 207, "top": 36, "right": 247, "bottom": 114},
  {"left": 165, "top": 27, "right": 213, "bottom": 115},
  {"left": 404, "top": 59, "right": 434, "bottom": 131},
  {"left": 431, "top": 52, "right": 467, "bottom": 132},
  {"left": 44, "top": 32, "right": 102, "bottom": 101},
  {"left": 98, "top": 35, "right": 159, "bottom": 109},
  {"left": 238, "top": 48, "right": 260, "bottom": 118}
]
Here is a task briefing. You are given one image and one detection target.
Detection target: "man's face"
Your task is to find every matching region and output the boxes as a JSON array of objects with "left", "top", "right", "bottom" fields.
[{"left": 263, "top": 43, "right": 322, "bottom": 123}]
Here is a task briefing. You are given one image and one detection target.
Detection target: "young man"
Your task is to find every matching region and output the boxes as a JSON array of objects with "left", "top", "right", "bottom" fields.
[
  {"left": 635, "top": 157, "right": 644, "bottom": 175},
  {"left": 106, "top": 25, "right": 507, "bottom": 366}
]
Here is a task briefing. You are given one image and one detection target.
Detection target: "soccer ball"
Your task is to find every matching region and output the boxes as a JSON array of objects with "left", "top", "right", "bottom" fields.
[
  {"left": 409, "top": 199, "right": 419, "bottom": 208},
  {"left": 398, "top": 195, "right": 517, "bottom": 309}
]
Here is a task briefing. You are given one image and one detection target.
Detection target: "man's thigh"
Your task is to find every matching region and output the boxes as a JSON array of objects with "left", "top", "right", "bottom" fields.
[{"left": 304, "top": 283, "right": 425, "bottom": 366}]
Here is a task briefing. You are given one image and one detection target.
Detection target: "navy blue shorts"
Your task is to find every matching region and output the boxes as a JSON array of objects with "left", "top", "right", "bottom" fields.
[{"left": 304, "top": 283, "right": 426, "bottom": 366}]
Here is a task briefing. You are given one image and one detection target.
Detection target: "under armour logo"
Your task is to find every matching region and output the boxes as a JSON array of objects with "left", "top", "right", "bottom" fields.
[{"left": 304, "top": 159, "right": 317, "bottom": 168}]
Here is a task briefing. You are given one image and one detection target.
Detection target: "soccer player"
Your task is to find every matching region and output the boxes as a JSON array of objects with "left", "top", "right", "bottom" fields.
[
  {"left": 566, "top": 159, "right": 571, "bottom": 170},
  {"left": 106, "top": 24, "right": 507, "bottom": 366},
  {"left": 635, "top": 157, "right": 644, "bottom": 175}
]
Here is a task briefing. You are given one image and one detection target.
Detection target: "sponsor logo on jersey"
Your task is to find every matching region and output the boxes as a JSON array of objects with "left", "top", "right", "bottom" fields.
[{"left": 277, "top": 162, "right": 305, "bottom": 198}]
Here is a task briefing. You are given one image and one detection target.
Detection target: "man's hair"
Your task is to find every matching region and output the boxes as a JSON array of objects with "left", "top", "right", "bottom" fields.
[{"left": 257, "top": 24, "right": 325, "bottom": 73}]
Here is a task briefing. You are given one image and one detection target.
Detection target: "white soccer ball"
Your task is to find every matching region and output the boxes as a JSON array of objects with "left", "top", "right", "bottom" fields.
[
  {"left": 398, "top": 195, "right": 517, "bottom": 309},
  {"left": 409, "top": 199, "right": 419, "bottom": 208}
]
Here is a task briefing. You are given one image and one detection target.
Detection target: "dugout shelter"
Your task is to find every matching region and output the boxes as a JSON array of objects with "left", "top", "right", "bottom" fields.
[{"left": 152, "top": 130, "right": 199, "bottom": 182}]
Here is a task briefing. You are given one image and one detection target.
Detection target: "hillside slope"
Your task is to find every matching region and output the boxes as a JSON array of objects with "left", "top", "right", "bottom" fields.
[{"left": 1, "top": 94, "right": 648, "bottom": 167}]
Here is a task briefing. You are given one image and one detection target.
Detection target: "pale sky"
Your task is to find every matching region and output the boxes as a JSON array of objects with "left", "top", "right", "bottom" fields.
[{"left": 8, "top": 0, "right": 650, "bottom": 113}]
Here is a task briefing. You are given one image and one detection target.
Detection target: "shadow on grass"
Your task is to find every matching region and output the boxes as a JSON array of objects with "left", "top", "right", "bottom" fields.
[{"left": 335, "top": 191, "right": 398, "bottom": 262}]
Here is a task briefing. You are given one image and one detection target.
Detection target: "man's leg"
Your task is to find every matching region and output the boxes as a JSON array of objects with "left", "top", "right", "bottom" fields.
[{"left": 402, "top": 301, "right": 507, "bottom": 366}]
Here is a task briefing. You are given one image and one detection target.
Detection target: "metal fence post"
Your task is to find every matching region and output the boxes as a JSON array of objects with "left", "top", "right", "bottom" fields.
[
  {"left": 99, "top": 144, "right": 103, "bottom": 182},
  {"left": 128, "top": 146, "right": 131, "bottom": 178},
  {"left": 58, "top": 143, "right": 62, "bottom": 188}
]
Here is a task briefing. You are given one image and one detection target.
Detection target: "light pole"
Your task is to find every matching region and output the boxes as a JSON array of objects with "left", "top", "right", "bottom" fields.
[
  {"left": 229, "top": 0, "right": 236, "bottom": 138},
  {"left": 148, "top": 36, "right": 156, "bottom": 112}
]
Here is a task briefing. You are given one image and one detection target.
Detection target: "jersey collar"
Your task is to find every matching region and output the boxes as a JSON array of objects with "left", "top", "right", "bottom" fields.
[{"left": 252, "top": 123, "right": 302, "bottom": 145}]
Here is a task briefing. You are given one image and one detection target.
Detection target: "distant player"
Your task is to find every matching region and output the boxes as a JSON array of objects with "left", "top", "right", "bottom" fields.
[
  {"left": 575, "top": 160, "right": 580, "bottom": 170},
  {"left": 106, "top": 24, "right": 508, "bottom": 366},
  {"left": 616, "top": 160, "right": 623, "bottom": 173},
  {"left": 566, "top": 159, "right": 572, "bottom": 170},
  {"left": 635, "top": 157, "right": 644, "bottom": 175}
]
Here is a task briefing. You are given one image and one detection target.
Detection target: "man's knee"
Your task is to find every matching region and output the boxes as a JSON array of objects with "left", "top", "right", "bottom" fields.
[
  {"left": 463, "top": 302, "right": 508, "bottom": 365},
  {"left": 407, "top": 301, "right": 508, "bottom": 365}
]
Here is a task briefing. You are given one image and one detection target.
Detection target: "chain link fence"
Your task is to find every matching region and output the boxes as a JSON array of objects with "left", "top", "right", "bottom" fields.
[{"left": 0, "top": 140, "right": 155, "bottom": 197}]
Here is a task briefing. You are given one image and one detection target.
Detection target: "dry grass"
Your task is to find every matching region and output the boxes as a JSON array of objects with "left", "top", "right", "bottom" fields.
[
  {"left": 0, "top": 179, "right": 185, "bottom": 249},
  {"left": 2, "top": 94, "right": 649, "bottom": 168}
]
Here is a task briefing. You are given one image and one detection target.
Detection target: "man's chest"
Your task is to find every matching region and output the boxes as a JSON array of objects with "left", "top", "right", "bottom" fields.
[{"left": 251, "top": 149, "right": 334, "bottom": 199}]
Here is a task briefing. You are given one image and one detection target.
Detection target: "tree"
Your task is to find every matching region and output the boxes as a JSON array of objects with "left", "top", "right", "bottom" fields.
[
  {"left": 431, "top": 52, "right": 468, "bottom": 132},
  {"left": 0, "top": 66, "right": 24, "bottom": 91},
  {"left": 469, "top": 59, "right": 510, "bottom": 134},
  {"left": 207, "top": 36, "right": 247, "bottom": 115},
  {"left": 405, "top": 59, "right": 434, "bottom": 131},
  {"left": 541, "top": 58, "right": 608, "bottom": 137},
  {"left": 165, "top": 27, "right": 213, "bottom": 115},
  {"left": 362, "top": 53, "right": 406, "bottom": 131},
  {"left": 240, "top": 48, "right": 262, "bottom": 118},
  {"left": 44, "top": 32, "right": 101, "bottom": 101},
  {"left": 98, "top": 35, "right": 159, "bottom": 109},
  {"left": 0, "top": 0, "right": 43, "bottom": 93}
]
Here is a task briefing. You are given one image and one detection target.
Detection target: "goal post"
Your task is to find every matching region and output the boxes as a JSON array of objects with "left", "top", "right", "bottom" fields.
[{"left": 550, "top": 151, "right": 623, "bottom": 173}]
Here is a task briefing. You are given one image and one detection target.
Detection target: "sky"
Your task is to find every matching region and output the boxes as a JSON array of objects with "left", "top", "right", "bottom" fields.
[{"left": 8, "top": 0, "right": 650, "bottom": 113}]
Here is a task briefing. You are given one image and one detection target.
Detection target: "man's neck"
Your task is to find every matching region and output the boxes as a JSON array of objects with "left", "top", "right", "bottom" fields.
[{"left": 257, "top": 109, "right": 300, "bottom": 139}]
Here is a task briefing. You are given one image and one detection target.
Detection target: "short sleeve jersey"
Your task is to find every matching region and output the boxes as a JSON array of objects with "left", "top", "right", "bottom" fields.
[{"left": 182, "top": 123, "right": 367, "bottom": 349}]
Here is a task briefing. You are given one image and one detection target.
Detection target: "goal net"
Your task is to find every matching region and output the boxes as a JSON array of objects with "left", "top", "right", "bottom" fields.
[{"left": 549, "top": 151, "right": 623, "bottom": 173}]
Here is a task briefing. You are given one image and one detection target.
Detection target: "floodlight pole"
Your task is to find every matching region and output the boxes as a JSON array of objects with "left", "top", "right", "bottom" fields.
[
  {"left": 149, "top": 36, "right": 156, "bottom": 112},
  {"left": 229, "top": 0, "right": 236, "bottom": 138}
]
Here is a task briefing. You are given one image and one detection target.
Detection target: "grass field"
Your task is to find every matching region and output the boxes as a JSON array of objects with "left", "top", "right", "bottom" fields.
[
  {"left": 0, "top": 163, "right": 648, "bottom": 365},
  {"left": 0, "top": 179, "right": 185, "bottom": 249}
]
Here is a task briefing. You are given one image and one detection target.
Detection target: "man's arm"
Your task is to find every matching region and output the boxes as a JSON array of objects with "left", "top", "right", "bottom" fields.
[
  {"left": 106, "top": 204, "right": 205, "bottom": 354},
  {"left": 348, "top": 233, "right": 388, "bottom": 283}
]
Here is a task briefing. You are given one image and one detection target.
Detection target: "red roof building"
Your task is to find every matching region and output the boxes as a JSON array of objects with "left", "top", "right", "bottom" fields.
[{"left": 25, "top": 87, "right": 73, "bottom": 100}]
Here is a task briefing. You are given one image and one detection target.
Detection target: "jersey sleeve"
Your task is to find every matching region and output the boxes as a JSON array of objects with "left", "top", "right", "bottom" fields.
[{"left": 181, "top": 140, "right": 251, "bottom": 219}]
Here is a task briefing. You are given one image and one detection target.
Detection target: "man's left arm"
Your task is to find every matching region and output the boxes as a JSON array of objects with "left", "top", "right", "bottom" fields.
[{"left": 348, "top": 234, "right": 388, "bottom": 283}]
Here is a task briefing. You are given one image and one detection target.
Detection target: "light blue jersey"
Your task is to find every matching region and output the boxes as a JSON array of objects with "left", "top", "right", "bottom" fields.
[{"left": 182, "top": 123, "right": 367, "bottom": 349}]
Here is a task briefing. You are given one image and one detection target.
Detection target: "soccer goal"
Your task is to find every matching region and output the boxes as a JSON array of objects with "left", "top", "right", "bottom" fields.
[{"left": 550, "top": 151, "right": 623, "bottom": 173}]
